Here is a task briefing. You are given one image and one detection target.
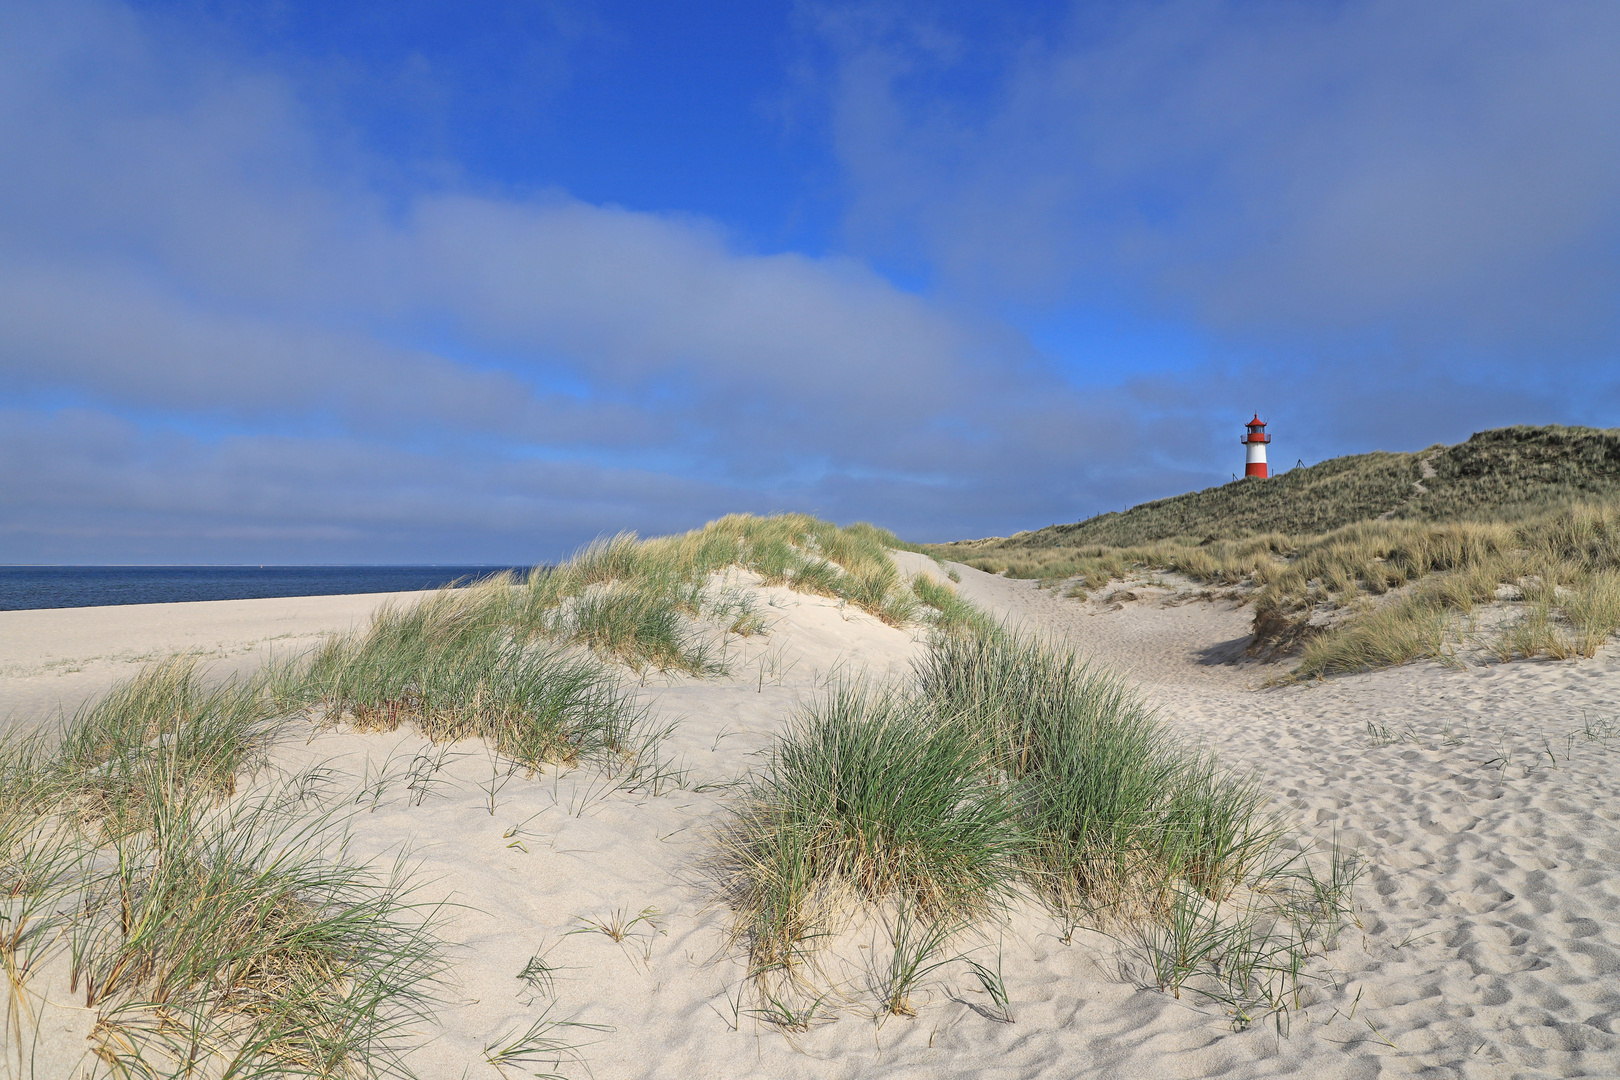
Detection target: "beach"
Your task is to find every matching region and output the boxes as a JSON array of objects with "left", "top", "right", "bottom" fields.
[
  {"left": 0, "top": 590, "right": 438, "bottom": 733},
  {"left": 6, "top": 555, "right": 1619, "bottom": 1079}
]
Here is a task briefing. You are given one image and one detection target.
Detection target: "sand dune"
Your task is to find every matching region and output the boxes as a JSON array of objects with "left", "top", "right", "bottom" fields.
[{"left": 7, "top": 555, "right": 1619, "bottom": 1078}]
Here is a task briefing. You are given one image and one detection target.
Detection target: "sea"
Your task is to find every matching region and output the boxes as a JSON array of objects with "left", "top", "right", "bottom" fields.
[{"left": 0, "top": 565, "right": 534, "bottom": 612}]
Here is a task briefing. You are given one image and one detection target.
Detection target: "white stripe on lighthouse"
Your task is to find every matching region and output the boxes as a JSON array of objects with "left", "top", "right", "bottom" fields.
[{"left": 1245, "top": 440, "right": 1267, "bottom": 467}]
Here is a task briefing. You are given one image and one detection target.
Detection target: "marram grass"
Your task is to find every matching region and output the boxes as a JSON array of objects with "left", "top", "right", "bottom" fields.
[
  {"left": 72, "top": 796, "right": 443, "bottom": 1079},
  {"left": 723, "top": 680, "right": 1022, "bottom": 968},
  {"left": 300, "top": 588, "right": 648, "bottom": 771},
  {"left": 51, "top": 656, "right": 282, "bottom": 836},
  {"left": 291, "top": 512, "right": 957, "bottom": 772},
  {"left": 308, "top": 513, "right": 946, "bottom": 686},
  {"left": 524, "top": 513, "right": 931, "bottom": 636},
  {"left": 917, "top": 629, "right": 1276, "bottom": 909},
  {"left": 721, "top": 621, "right": 1307, "bottom": 997},
  {"left": 0, "top": 661, "right": 444, "bottom": 1079}
]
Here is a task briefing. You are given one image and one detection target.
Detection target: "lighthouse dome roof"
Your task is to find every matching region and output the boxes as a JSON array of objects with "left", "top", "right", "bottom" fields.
[{"left": 1247, "top": 414, "right": 1267, "bottom": 427}]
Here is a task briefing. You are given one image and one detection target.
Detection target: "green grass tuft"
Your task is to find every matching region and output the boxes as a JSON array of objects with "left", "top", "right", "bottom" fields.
[
  {"left": 723, "top": 614, "right": 1300, "bottom": 1004},
  {"left": 917, "top": 629, "right": 1274, "bottom": 910},
  {"left": 300, "top": 591, "right": 648, "bottom": 771},
  {"left": 1, "top": 661, "right": 445, "bottom": 1078},
  {"left": 723, "top": 680, "right": 1021, "bottom": 968},
  {"left": 51, "top": 658, "right": 281, "bottom": 835}
]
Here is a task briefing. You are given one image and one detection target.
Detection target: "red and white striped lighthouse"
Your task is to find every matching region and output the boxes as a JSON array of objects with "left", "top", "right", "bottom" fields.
[{"left": 1240, "top": 415, "right": 1271, "bottom": 478}]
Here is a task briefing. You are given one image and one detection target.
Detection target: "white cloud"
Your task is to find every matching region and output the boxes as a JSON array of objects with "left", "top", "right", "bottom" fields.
[
  {"left": 0, "top": 4, "right": 986, "bottom": 426},
  {"left": 818, "top": 0, "right": 1620, "bottom": 348},
  {"left": 2, "top": 0, "right": 1188, "bottom": 557}
]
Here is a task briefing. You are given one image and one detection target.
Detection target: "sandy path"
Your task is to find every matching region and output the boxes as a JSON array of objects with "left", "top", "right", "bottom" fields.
[{"left": 952, "top": 567, "right": 1620, "bottom": 1079}]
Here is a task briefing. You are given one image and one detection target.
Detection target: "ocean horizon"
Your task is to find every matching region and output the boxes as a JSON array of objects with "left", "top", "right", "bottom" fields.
[{"left": 0, "top": 564, "right": 534, "bottom": 611}]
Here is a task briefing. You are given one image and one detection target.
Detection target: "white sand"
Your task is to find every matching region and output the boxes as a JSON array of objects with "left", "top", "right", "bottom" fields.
[
  {"left": 8, "top": 557, "right": 1620, "bottom": 1078},
  {"left": 0, "top": 590, "right": 437, "bottom": 732}
]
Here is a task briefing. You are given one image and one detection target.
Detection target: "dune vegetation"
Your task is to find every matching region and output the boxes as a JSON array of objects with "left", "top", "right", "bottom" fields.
[
  {"left": 722, "top": 620, "right": 1357, "bottom": 1026},
  {"left": 0, "top": 514, "right": 975, "bottom": 1074},
  {"left": 941, "top": 502, "right": 1620, "bottom": 680},
  {"left": 2, "top": 513, "right": 1358, "bottom": 1073},
  {"left": 929, "top": 426, "right": 1620, "bottom": 678},
  {"left": 0, "top": 661, "right": 444, "bottom": 1079}
]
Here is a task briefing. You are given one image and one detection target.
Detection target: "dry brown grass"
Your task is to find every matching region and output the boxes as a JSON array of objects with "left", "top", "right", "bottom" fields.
[
  {"left": 923, "top": 425, "right": 1620, "bottom": 679},
  {"left": 934, "top": 502, "right": 1620, "bottom": 679}
]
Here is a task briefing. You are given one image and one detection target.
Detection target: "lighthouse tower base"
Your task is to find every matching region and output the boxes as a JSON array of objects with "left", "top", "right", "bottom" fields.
[{"left": 1245, "top": 445, "right": 1268, "bottom": 478}]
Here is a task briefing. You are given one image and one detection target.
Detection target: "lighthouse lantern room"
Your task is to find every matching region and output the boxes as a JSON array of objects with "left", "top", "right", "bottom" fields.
[{"left": 1240, "top": 415, "right": 1271, "bottom": 478}]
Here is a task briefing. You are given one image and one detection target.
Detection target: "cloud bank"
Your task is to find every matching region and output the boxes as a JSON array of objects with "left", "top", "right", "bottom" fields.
[
  {"left": 3, "top": 0, "right": 1617, "bottom": 561},
  {"left": 821, "top": 1, "right": 1620, "bottom": 341}
]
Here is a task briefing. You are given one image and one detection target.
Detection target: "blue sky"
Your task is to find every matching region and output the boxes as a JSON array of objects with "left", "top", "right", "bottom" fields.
[{"left": 4, "top": 0, "right": 1618, "bottom": 563}]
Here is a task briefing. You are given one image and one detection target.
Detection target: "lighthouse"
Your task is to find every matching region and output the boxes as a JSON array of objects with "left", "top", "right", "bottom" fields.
[{"left": 1240, "top": 415, "right": 1271, "bottom": 478}]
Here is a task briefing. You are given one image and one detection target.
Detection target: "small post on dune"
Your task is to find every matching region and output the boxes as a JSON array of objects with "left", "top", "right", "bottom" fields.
[{"left": 1241, "top": 414, "right": 1271, "bottom": 478}]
